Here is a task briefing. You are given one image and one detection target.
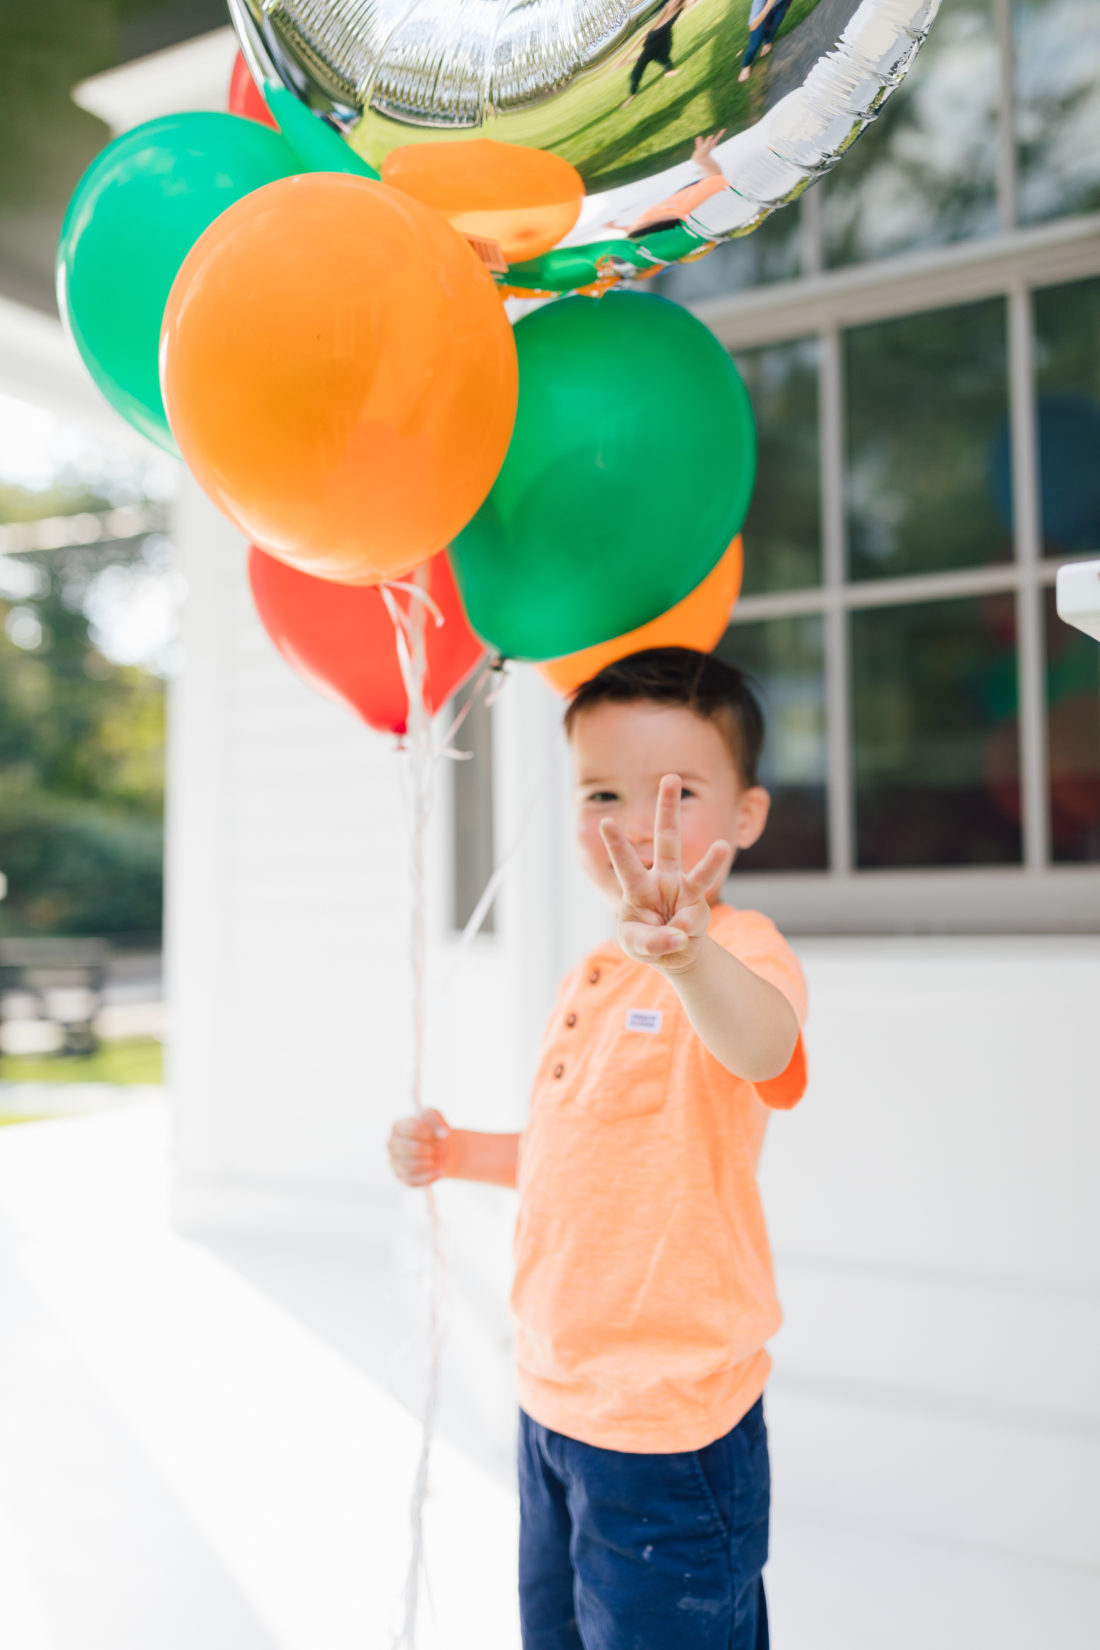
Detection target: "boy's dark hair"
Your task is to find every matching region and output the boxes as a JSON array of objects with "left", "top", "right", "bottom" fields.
[{"left": 562, "top": 647, "right": 765, "bottom": 788}]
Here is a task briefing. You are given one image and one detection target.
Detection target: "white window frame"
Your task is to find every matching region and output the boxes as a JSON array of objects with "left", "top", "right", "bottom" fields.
[
  {"left": 689, "top": 0, "right": 1100, "bottom": 933},
  {"left": 692, "top": 0, "right": 1100, "bottom": 930},
  {"left": 707, "top": 214, "right": 1100, "bottom": 933}
]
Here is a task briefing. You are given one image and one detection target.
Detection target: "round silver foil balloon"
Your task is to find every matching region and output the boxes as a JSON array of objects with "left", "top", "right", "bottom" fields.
[{"left": 228, "top": 0, "right": 940, "bottom": 293}]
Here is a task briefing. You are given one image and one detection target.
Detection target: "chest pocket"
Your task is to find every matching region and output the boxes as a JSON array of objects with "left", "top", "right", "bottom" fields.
[{"left": 583, "top": 1009, "right": 676, "bottom": 1123}]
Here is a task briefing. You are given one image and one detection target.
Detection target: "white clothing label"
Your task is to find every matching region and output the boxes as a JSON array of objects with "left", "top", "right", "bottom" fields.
[{"left": 625, "top": 1008, "right": 663, "bottom": 1034}]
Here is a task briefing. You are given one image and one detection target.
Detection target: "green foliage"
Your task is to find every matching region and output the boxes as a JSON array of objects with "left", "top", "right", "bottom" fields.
[{"left": 0, "top": 530, "right": 165, "bottom": 941}]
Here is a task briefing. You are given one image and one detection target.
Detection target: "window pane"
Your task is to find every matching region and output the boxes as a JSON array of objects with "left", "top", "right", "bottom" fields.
[
  {"left": 732, "top": 338, "right": 821, "bottom": 595},
  {"left": 851, "top": 595, "right": 1021, "bottom": 868},
  {"left": 1014, "top": 0, "right": 1100, "bottom": 225},
  {"left": 1045, "top": 587, "right": 1100, "bottom": 864},
  {"left": 658, "top": 203, "right": 803, "bottom": 305},
  {"left": 845, "top": 299, "right": 1011, "bottom": 582},
  {"left": 717, "top": 614, "right": 827, "bottom": 872},
  {"left": 822, "top": 0, "right": 998, "bottom": 268},
  {"left": 451, "top": 688, "right": 495, "bottom": 933},
  {"left": 1033, "top": 276, "right": 1100, "bottom": 558}
]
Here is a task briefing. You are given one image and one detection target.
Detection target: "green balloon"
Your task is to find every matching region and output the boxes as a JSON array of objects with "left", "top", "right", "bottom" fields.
[
  {"left": 263, "top": 86, "right": 380, "bottom": 179},
  {"left": 449, "top": 293, "right": 756, "bottom": 660},
  {"left": 57, "top": 113, "right": 300, "bottom": 452}
]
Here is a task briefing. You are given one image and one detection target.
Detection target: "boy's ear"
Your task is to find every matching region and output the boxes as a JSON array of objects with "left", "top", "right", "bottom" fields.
[{"left": 733, "top": 786, "right": 771, "bottom": 851}]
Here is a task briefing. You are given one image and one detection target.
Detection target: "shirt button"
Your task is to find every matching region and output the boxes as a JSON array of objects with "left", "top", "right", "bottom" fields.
[
  {"left": 565, "top": 1012, "right": 577, "bottom": 1028},
  {"left": 588, "top": 969, "right": 601, "bottom": 985},
  {"left": 552, "top": 1062, "right": 565, "bottom": 1079}
]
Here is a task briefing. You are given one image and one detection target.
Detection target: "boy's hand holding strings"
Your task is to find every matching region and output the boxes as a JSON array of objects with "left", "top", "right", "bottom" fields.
[{"left": 600, "top": 774, "right": 799, "bottom": 1083}]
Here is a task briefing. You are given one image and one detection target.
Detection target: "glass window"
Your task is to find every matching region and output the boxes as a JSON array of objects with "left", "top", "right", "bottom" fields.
[
  {"left": 732, "top": 338, "right": 821, "bottom": 595},
  {"left": 1014, "top": 0, "right": 1100, "bottom": 226},
  {"left": 717, "top": 613, "right": 828, "bottom": 872},
  {"left": 1032, "top": 276, "right": 1100, "bottom": 559},
  {"left": 1045, "top": 587, "right": 1100, "bottom": 864},
  {"left": 851, "top": 594, "right": 1021, "bottom": 869},
  {"left": 821, "top": 0, "right": 999, "bottom": 269},
  {"left": 845, "top": 299, "right": 1011, "bottom": 582},
  {"left": 451, "top": 689, "right": 495, "bottom": 933},
  {"left": 657, "top": 202, "right": 803, "bottom": 306}
]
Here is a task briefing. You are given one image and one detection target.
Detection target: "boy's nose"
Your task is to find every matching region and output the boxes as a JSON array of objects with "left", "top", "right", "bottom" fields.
[{"left": 625, "top": 821, "right": 654, "bottom": 865}]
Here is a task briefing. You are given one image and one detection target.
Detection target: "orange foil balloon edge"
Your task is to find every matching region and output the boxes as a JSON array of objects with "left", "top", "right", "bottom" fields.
[
  {"left": 382, "top": 139, "right": 584, "bottom": 265},
  {"left": 537, "top": 537, "right": 744, "bottom": 698}
]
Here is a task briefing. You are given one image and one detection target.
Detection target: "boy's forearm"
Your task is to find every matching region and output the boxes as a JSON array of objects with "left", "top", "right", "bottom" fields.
[
  {"left": 666, "top": 936, "right": 799, "bottom": 1082},
  {"left": 447, "top": 1129, "right": 520, "bottom": 1189}
]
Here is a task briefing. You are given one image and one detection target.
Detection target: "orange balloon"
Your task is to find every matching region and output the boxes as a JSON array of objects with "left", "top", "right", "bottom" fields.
[
  {"left": 382, "top": 140, "right": 584, "bottom": 266},
  {"left": 160, "top": 172, "right": 518, "bottom": 585},
  {"left": 537, "top": 537, "right": 744, "bottom": 697}
]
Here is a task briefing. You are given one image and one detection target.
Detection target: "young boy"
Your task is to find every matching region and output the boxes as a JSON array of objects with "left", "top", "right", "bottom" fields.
[{"left": 388, "top": 647, "right": 808, "bottom": 1650}]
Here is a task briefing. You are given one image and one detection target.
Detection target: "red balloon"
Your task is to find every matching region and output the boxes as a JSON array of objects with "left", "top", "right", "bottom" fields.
[
  {"left": 248, "top": 547, "right": 484, "bottom": 736},
  {"left": 228, "top": 52, "right": 278, "bottom": 131}
]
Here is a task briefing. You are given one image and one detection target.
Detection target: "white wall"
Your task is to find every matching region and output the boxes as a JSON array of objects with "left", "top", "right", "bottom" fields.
[
  {"left": 167, "top": 475, "right": 1100, "bottom": 1598},
  {"left": 762, "top": 934, "right": 1100, "bottom": 1571}
]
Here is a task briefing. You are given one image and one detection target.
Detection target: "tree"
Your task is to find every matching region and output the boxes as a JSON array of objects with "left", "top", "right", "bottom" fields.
[{"left": 0, "top": 515, "right": 166, "bottom": 943}]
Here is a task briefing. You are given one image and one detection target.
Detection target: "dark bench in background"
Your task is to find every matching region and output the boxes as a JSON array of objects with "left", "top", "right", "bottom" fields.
[{"left": 0, "top": 938, "right": 111, "bottom": 1058}]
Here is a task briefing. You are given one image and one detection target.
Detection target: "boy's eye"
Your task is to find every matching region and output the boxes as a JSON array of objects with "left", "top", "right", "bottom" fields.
[{"left": 586, "top": 791, "right": 618, "bottom": 804}]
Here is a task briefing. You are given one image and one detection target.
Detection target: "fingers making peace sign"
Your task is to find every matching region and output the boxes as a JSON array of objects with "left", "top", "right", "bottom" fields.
[{"left": 599, "top": 775, "right": 730, "bottom": 971}]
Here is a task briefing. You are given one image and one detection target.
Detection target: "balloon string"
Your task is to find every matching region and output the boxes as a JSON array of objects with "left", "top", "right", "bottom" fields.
[
  {"left": 426, "top": 773, "right": 542, "bottom": 1035},
  {"left": 382, "top": 574, "right": 446, "bottom": 1650},
  {"left": 384, "top": 578, "right": 446, "bottom": 629},
  {"left": 377, "top": 588, "right": 514, "bottom": 1649},
  {"left": 434, "top": 657, "right": 496, "bottom": 758}
]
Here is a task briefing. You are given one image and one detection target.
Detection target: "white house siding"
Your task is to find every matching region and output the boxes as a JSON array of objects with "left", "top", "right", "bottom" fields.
[
  {"left": 167, "top": 477, "right": 419, "bottom": 1232},
  {"left": 167, "top": 478, "right": 1099, "bottom": 1627},
  {"left": 761, "top": 935, "right": 1100, "bottom": 1574}
]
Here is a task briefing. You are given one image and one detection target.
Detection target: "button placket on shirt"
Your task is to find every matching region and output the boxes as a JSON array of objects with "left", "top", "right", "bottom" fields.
[{"left": 551, "top": 962, "right": 604, "bottom": 1084}]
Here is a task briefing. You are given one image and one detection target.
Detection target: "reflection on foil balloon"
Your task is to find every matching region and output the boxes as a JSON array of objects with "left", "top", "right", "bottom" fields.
[{"left": 228, "top": 0, "right": 940, "bottom": 295}]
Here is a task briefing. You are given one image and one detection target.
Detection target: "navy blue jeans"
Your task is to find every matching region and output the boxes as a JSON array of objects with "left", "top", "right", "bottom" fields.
[
  {"left": 518, "top": 1397, "right": 770, "bottom": 1650},
  {"left": 742, "top": 1, "right": 791, "bottom": 69}
]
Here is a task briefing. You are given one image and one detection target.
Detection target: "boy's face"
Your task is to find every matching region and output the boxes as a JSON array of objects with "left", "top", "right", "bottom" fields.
[{"left": 570, "top": 700, "right": 771, "bottom": 908}]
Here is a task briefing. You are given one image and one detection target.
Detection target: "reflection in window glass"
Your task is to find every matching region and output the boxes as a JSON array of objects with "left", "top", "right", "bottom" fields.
[
  {"left": 851, "top": 595, "right": 1021, "bottom": 869},
  {"left": 1014, "top": 0, "right": 1100, "bottom": 225},
  {"left": 732, "top": 339, "right": 821, "bottom": 595},
  {"left": 658, "top": 203, "right": 803, "bottom": 305},
  {"left": 845, "top": 299, "right": 1011, "bottom": 582},
  {"left": 451, "top": 687, "right": 495, "bottom": 932},
  {"left": 822, "top": 0, "right": 998, "bottom": 268},
  {"left": 717, "top": 614, "right": 827, "bottom": 872},
  {"left": 1044, "top": 588, "right": 1100, "bottom": 864},
  {"left": 1033, "top": 277, "right": 1100, "bottom": 559}
]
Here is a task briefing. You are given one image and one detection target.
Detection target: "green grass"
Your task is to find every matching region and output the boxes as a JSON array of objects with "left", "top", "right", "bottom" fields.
[
  {"left": 0, "top": 1036, "right": 162, "bottom": 1088},
  {"left": 354, "top": 0, "right": 831, "bottom": 195}
]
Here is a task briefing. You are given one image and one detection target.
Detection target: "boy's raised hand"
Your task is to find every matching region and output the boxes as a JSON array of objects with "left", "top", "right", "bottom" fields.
[{"left": 599, "top": 775, "right": 729, "bottom": 972}]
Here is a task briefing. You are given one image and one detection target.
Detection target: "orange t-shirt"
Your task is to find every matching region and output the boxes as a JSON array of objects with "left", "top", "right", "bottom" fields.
[{"left": 510, "top": 902, "right": 808, "bottom": 1453}]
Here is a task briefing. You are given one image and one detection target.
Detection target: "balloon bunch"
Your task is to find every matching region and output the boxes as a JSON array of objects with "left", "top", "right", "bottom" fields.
[{"left": 56, "top": 53, "right": 756, "bottom": 732}]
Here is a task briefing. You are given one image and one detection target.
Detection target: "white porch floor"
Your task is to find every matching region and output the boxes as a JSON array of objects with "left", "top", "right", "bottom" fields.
[{"left": 0, "top": 1096, "right": 1096, "bottom": 1650}]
